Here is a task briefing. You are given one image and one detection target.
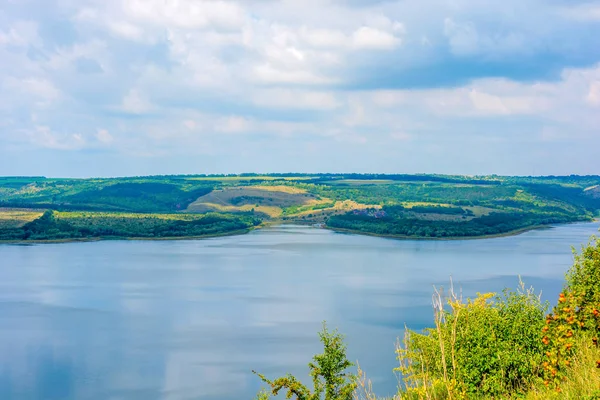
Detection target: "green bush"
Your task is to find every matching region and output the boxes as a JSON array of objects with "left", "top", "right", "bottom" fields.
[
  {"left": 541, "top": 237, "right": 600, "bottom": 388},
  {"left": 397, "top": 283, "right": 548, "bottom": 398},
  {"left": 253, "top": 323, "right": 357, "bottom": 400}
]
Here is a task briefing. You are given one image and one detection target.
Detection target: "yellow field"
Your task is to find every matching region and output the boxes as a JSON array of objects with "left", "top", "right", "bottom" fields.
[
  {"left": 186, "top": 176, "right": 315, "bottom": 182},
  {"left": 186, "top": 186, "right": 324, "bottom": 216},
  {"left": 189, "top": 203, "right": 284, "bottom": 218},
  {"left": 251, "top": 185, "right": 308, "bottom": 194},
  {"left": 0, "top": 209, "right": 44, "bottom": 228}
]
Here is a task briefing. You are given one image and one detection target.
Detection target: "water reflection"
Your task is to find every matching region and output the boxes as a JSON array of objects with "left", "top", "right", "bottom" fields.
[{"left": 0, "top": 222, "right": 598, "bottom": 399}]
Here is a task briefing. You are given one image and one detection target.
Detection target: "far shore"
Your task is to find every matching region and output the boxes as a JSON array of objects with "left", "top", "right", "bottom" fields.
[
  {"left": 0, "top": 228, "right": 254, "bottom": 245},
  {"left": 3, "top": 219, "right": 597, "bottom": 245}
]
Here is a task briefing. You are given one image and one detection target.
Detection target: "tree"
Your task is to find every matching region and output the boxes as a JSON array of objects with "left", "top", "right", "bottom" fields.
[{"left": 253, "top": 322, "right": 357, "bottom": 400}]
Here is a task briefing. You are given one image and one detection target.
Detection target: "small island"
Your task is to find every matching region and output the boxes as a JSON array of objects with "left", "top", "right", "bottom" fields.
[{"left": 1, "top": 173, "right": 599, "bottom": 243}]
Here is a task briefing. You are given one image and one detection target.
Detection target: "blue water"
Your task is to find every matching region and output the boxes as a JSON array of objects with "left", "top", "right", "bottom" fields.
[{"left": 0, "top": 222, "right": 598, "bottom": 399}]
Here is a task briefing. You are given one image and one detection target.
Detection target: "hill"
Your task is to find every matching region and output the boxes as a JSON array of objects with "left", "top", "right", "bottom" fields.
[{"left": 1, "top": 174, "right": 599, "bottom": 242}]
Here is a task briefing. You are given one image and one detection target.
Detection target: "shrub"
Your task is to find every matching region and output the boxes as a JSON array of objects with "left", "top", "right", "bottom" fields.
[
  {"left": 396, "top": 282, "right": 547, "bottom": 398},
  {"left": 541, "top": 237, "right": 600, "bottom": 389},
  {"left": 253, "top": 322, "right": 357, "bottom": 400}
]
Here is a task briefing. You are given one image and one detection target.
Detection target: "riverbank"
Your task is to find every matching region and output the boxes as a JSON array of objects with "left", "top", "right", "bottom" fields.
[
  {"left": 325, "top": 219, "right": 598, "bottom": 241},
  {"left": 2, "top": 219, "right": 597, "bottom": 245},
  {"left": 0, "top": 227, "right": 255, "bottom": 245}
]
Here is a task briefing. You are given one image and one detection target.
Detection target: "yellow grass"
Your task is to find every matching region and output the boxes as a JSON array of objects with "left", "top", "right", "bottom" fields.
[
  {"left": 0, "top": 209, "right": 44, "bottom": 228},
  {"left": 523, "top": 335, "right": 600, "bottom": 400},
  {"left": 191, "top": 203, "right": 283, "bottom": 218},
  {"left": 186, "top": 176, "right": 315, "bottom": 182},
  {"left": 186, "top": 186, "right": 322, "bottom": 216},
  {"left": 251, "top": 185, "right": 308, "bottom": 194}
]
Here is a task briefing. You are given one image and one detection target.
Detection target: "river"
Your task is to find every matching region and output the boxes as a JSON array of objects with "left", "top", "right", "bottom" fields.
[{"left": 0, "top": 222, "right": 598, "bottom": 399}]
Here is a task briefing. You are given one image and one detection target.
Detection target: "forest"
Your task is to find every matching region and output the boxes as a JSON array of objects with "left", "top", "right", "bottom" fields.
[{"left": 0, "top": 174, "right": 599, "bottom": 242}]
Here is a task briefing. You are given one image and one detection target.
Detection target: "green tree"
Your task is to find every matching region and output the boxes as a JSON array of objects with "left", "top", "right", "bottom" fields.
[{"left": 253, "top": 322, "right": 357, "bottom": 400}]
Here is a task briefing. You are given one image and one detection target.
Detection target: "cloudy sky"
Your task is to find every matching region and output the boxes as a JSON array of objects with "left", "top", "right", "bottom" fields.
[{"left": 1, "top": 0, "right": 599, "bottom": 177}]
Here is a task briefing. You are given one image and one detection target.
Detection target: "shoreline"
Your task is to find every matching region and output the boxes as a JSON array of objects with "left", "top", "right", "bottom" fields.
[
  {"left": 2, "top": 220, "right": 597, "bottom": 245},
  {"left": 325, "top": 224, "right": 552, "bottom": 241},
  {"left": 327, "top": 218, "right": 599, "bottom": 241},
  {"left": 0, "top": 228, "right": 253, "bottom": 245}
]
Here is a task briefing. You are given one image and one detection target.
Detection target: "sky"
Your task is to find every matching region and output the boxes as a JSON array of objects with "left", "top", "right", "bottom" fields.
[{"left": 1, "top": 0, "right": 599, "bottom": 178}]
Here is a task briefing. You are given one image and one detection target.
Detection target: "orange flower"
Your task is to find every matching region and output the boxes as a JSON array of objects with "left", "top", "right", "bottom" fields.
[{"left": 542, "top": 336, "right": 550, "bottom": 345}]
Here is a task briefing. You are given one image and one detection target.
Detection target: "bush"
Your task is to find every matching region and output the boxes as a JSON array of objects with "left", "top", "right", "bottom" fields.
[
  {"left": 253, "top": 322, "right": 357, "bottom": 400},
  {"left": 396, "top": 282, "right": 547, "bottom": 398},
  {"left": 541, "top": 237, "right": 600, "bottom": 389}
]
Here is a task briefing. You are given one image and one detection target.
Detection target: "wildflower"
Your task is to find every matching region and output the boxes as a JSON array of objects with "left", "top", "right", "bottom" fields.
[{"left": 542, "top": 336, "right": 550, "bottom": 345}]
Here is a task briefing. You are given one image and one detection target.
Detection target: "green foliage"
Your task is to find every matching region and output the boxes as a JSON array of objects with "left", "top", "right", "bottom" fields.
[
  {"left": 397, "top": 284, "right": 548, "bottom": 398},
  {"left": 541, "top": 237, "right": 600, "bottom": 388},
  {"left": 0, "top": 210, "right": 260, "bottom": 241},
  {"left": 327, "top": 210, "right": 580, "bottom": 238},
  {"left": 254, "top": 323, "right": 357, "bottom": 400}
]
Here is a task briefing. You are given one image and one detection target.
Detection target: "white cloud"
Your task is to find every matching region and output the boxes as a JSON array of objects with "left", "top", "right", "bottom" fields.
[
  {"left": 28, "top": 126, "right": 86, "bottom": 150},
  {"left": 351, "top": 26, "right": 401, "bottom": 50},
  {"left": 183, "top": 120, "right": 197, "bottom": 130},
  {"left": 253, "top": 63, "right": 334, "bottom": 84},
  {"left": 121, "top": 89, "right": 152, "bottom": 114},
  {"left": 216, "top": 116, "right": 252, "bottom": 134},
  {"left": 468, "top": 89, "right": 509, "bottom": 115},
  {"left": 96, "top": 129, "right": 114, "bottom": 144},
  {"left": 0, "top": 20, "right": 39, "bottom": 47},
  {"left": 587, "top": 81, "right": 600, "bottom": 106},
  {"left": 122, "top": 0, "right": 245, "bottom": 31},
  {"left": 252, "top": 89, "right": 340, "bottom": 110},
  {"left": 390, "top": 132, "right": 412, "bottom": 141}
]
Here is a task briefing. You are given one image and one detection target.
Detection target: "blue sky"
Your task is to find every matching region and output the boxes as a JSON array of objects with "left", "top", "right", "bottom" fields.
[{"left": 1, "top": 0, "right": 599, "bottom": 177}]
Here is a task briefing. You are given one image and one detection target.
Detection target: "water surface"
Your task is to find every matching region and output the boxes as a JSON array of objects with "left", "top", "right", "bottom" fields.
[{"left": 1, "top": 222, "right": 598, "bottom": 399}]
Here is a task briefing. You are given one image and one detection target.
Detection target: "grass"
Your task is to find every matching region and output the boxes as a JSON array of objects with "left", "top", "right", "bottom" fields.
[
  {"left": 251, "top": 185, "right": 309, "bottom": 194},
  {"left": 0, "top": 208, "right": 44, "bottom": 228},
  {"left": 523, "top": 335, "right": 600, "bottom": 399},
  {"left": 186, "top": 186, "right": 332, "bottom": 218}
]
